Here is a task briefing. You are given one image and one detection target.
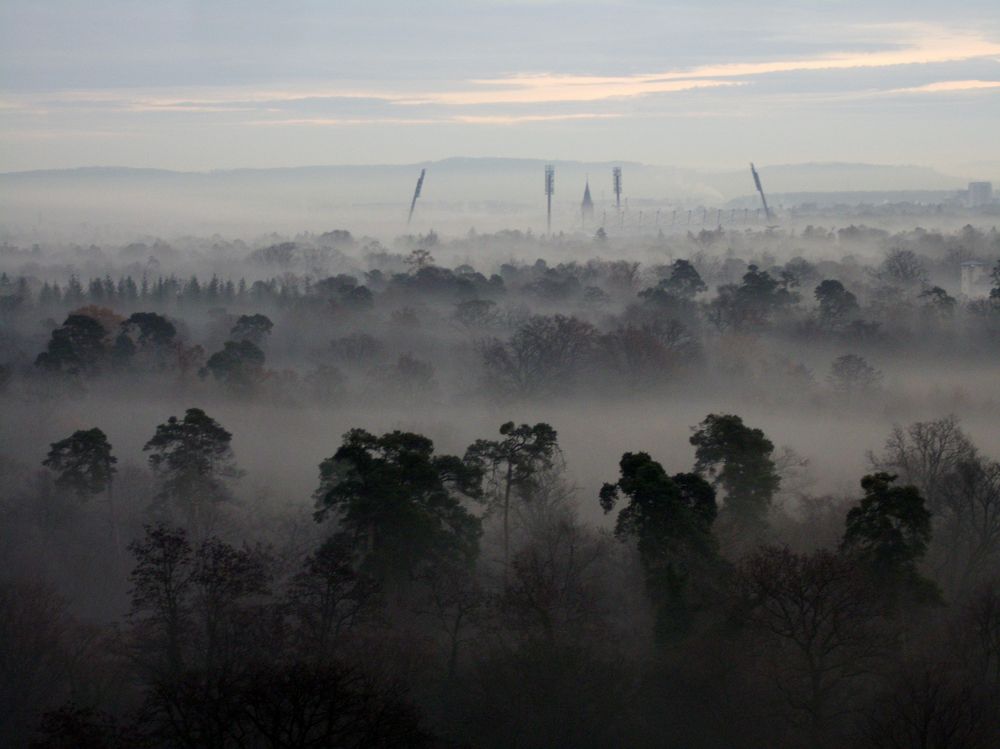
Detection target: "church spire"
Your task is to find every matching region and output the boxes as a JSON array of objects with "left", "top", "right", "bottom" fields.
[{"left": 581, "top": 176, "right": 594, "bottom": 225}]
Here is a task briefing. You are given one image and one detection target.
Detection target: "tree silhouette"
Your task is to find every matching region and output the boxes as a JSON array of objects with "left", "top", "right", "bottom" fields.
[
  {"left": 842, "top": 473, "right": 938, "bottom": 604},
  {"left": 229, "top": 313, "right": 273, "bottom": 346},
  {"left": 691, "top": 413, "right": 780, "bottom": 532},
  {"left": 201, "top": 340, "right": 265, "bottom": 391},
  {"left": 314, "top": 429, "right": 483, "bottom": 586},
  {"left": 35, "top": 314, "right": 108, "bottom": 374},
  {"left": 143, "top": 408, "right": 242, "bottom": 535},
  {"left": 44, "top": 428, "right": 121, "bottom": 555},
  {"left": 600, "top": 452, "right": 718, "bottom": 639},
  {"left": 44, "top": 428, "right": 116, "bottom": 501},
  {"left": 465, "top": 421, "right": 560, "bottom": 582}
]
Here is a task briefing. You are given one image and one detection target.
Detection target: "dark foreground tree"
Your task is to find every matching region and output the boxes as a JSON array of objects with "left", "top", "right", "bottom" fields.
[
  {"left": 143, "top": 408, "right": 242, "bottom": 535},
  {"left": 735, "top": 547, "right": 895, "bottom": 746},
  {"left": 314, "top": 429, "right": 483, "bottom": 585},
  {"left": 600, "top": 452, "right": 718, "bottom": 639},
  {"left": 841, "top": 473, "right": 938, "bottom": 604},
  {"left": 128, "top": 525, "right": 270, "bottom": 680},
  {"left": 465, "top": 421, "right": 560, "bottom": 582},
  {"left": 43, "top": 427, "right": 120, "bottom": 554},
  {"left": 44, "top": 428, "right": 117, "bottom": 501},
  {"left": 690, "top": 414, "right": 780, "bottom": 534}
]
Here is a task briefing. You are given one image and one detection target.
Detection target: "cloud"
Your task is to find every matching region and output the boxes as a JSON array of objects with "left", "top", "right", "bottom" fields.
[
  {"left": 886, "top": 79, "right": 1000, "bottom": 94},
  {"left": 246, "top": 117, "right": 440, "bottom": 127},
  {"left": 409, "top": 25, "right": 1000, "bottom": 106},
  {"left": 247, "top": 112, "right": 623, "bottom": 127},
  {"left": 3, "top": 22, "right": 998, "bottom": 123},
  {"left": 451, "top": 112, "right": 623, "bottom": 124},
  {"left": 396, "top": 79, "right": 739, "bottom": 106}
]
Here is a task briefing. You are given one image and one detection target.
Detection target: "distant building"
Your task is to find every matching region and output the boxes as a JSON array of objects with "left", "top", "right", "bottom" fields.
[
  {"left": 581, "top": 178, "right": 594, "bottom": 225},
  {"left": 967, "top": 181, "right": 993, "bottom": 207}
]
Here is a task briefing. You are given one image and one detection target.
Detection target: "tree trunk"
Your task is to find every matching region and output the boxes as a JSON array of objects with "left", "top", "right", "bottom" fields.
[
  {"left": 503, "top": 463, "right": 513, "bottom": 586},
  {"left": 107, "top": 479, "right": 123, "bottom": 569}
]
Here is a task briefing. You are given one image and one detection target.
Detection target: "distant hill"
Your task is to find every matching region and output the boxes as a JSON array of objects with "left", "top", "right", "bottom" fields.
[{"left": 0, "top": 158, "right": 972, "bottom": 239}]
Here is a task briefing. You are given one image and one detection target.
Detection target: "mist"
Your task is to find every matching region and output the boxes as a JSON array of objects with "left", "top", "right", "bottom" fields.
[
  {"left": 3, "top": 198, "right": 1000, "bottom": 746},
  {"left": 5, "top": 0, "right": 1000, "bottom": 745}
]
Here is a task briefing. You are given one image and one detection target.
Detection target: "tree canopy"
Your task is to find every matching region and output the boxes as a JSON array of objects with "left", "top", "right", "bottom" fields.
[
  {"left": 43, "top": 427, "right": 117, "bottom": 500},
  {"left": 690, "top": 413, "right": 780, "bottom": 530},
  {"left": 601, "top": 451, "right": 718, "bottom": 638},
  {"left": 143, "top": 408, "right": 241, "bottom": 533},
  {"left": 314, "top": 429, "right": 483, "bottom": 583}
]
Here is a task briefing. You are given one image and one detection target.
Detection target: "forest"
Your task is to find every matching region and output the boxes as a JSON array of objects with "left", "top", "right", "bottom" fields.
[{"left": 2, "top": 222, "right": 1000, "bottom": 748}]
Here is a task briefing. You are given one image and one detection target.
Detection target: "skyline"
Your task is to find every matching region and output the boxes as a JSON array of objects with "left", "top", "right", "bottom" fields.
[{"left": 2, "top": 1, "right": 999, "bottom": 174}]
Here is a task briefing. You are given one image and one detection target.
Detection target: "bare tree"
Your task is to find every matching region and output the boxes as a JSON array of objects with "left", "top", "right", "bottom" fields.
[
  {"left": 734, "top": 546, "right": 895, "bottom": 745},
  {"left": 477, "top": 314, "right": 597, "bottom": 398},
  {"left": 870, "top": 418, "right": 1000, "bottom": 594},
  {"left": 868, "top": 416, "right": 975, "bottom": 511}
]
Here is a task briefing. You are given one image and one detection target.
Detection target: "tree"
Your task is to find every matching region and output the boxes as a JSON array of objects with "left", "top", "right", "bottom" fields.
[
  {"left": 707, "top": 265, "right": 798, "bottom": 332},
  {"left": 735, "top": 547, "right": 894, "bottom": 744},
  {"left": 465, "top": 422, "right": 560, "bottom": 582},
  {"left": 127, "top": 528, "right": 426, "bottom": 749},
  {"left": 35, "top": 314, "right": 108, "bottom": 374},
  {"left": 637, "top": 260, "right": 707, "bottom": 316},
  {"left": 990, "top": 257, "right": 1000, "bottom": 302},
  {"left": 128, "top": 524, "right": 194, "bottom": 679},
  {"left": 383, "top": 353, "right": 436, "bottom": 399},
  {"left": 814, "top": 279, "right": 859, "bottom": 330},
  {"left": 453, "top": 299, "right": 499, "bottom": 330},
  {"left": 0, "top": 581, "right": 76, "bottom": 748},
  {"left": 284, "top": 533, "right": 378, "bottom": 660},
  {"left": 868, "top": 416, "right": 974, "bottom": 511},
  {"left": 143, "top": 408, "right": 242, "bottom": 535},
  {"left": 313, "top": 429, "right": 483, "bottom": 586},
  {"left": 414, "top": 556, "right": 484, "bottom": 679},
  {"left": 600, "top": 452, "right": 718, "bottom": 639},
  {"left": 860, "top": 665, "right": 995, "bottom": 749},
  {"left": 919, "top": 286, "right": 957, "bottom": 319},
  {"left": 121, "top": 311, "right": 176, "bottom": 348},
  {"left": 229, "top": 313, "right": 273, "bottom": 346},
  {"left": 828, "top": 353, "right": 882, "bottom": 396},
  {"left": 145, "top": 661, "right": 435, "bottom": 749},
  {"left": 128, "top": 524, "right": 270, "bottom": 680},
  {"left": 43, "top": 428, "right": 120, "bottom": 555},
  {"left": 478, "top": 314, "right": 597, "bottom": 398},
  {"left": 690, "top": 414, "right": 780, "bottom": 532},
  {"left": 43, "top": 428, "right": 116, "bottom": 501},
  {"left": 599, "top": 320, "right": 698, "bottom": 388},
  {"left": 875, "top": 249, "right": 927, "bottom": 289},
  {"left": 114, "top": 312, "right": 177, "bottom": 370},
  {"left": 405, "top": 248, "right": 435, "bottom": 272},
  {"left": 869, "top": 417, "right": 1000, "bottom": 595},
  {"left": 841, "top": 473, "right": 938, "bottom": 603},
  {"left": 30, "top": 704, "right": 144, "bottom": 749},
  {"left": 661, "top": 258, "right": 707, "bottom": 298},
  {"left": 201, "top": 339, "right": 265, "bottom": 391},
  {"left": 937, "top": 457, "right": 1000, "bottom": 594}
]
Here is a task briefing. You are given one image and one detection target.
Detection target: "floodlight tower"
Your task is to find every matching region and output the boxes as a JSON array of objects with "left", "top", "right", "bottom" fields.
[
  {"left": 612, "top": 167, "right": 622, "bottom": 211},
  {"left": 750, "top": 162, "right": 772, "bottom": 221},
  {"left": 407, "top": 168, "right": 426, "bottom": 225},
  {"left": 545, "top": 164, "right": 555, "bottom": 234}
]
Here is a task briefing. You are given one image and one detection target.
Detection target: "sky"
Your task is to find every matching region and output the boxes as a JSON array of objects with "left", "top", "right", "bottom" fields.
[{"left": 1, "top": 0, "right": 999, "bottom": 174}]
